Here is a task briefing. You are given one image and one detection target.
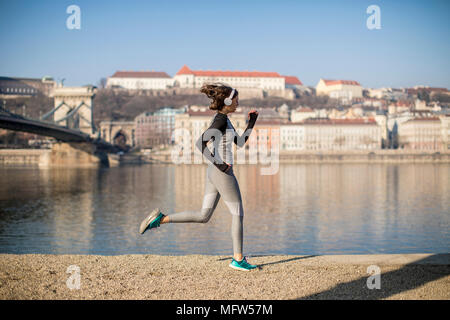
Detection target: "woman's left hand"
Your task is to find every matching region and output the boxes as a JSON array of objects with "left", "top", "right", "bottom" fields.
[{"left": 248, "top": 109, "right": 258, "bottom": 121}]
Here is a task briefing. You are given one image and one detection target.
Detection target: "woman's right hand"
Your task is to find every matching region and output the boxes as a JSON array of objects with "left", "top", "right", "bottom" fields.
[
  {"left": 224, "top": 163, "right": 232, "bottom": 173},
  {"left": 216, "top": 162, "right": 232, "bottom": 173}
]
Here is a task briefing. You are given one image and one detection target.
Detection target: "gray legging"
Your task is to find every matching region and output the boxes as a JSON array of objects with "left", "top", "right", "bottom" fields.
[{"left": 168, "top": 164, "right": 244, "bottom": 255}]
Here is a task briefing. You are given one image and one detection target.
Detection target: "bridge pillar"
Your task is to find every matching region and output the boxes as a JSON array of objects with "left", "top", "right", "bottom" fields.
[
  {"left": 53, "top": 86, "right": 97, "bottom": 136},
  {"left": 39, "top": 142, "right": 110, "bottom": 168}
]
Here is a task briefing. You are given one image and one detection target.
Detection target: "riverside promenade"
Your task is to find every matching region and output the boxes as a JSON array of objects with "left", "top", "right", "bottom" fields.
[
  {"left": 146, "top": 150, "right": 450, "bottom": 164},
  {"left": 1, "top": 149, "right": 450, "bottom": 167},
  {"left": 0, "top": 253, "right": 448, "bottom": 300}
]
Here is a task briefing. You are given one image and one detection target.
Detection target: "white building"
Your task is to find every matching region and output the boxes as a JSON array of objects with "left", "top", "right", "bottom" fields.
[
  {"left": 366, "top": 87, "right": 407, "bottom": 100},
  {"left": 316, "top": 78, "right": 363, "bottom": 103},
  {"left": 290, "top": 106, "right": 316, "bottom": 123},
  {"left": 281, "top": 124, "right": 305, "bottom": 150},
  {"left": 135, "top": 107, "right": 185, "bottom": 148},
  {"left": 441, "top": 115, "right": 450, "bottom": 150},
  {"left": 398, "top": 117, "right": 444, "bottom": 150},
  {"left": 106, "top": 71, "right": 174, "bottom": 90},
  {"left": 374, "top": 112, "right": 388, "bottom": 143},
  {"left": 388, "top": 100, "right": 414, "bottom": 115},
  {"left": 367, "top": 87, "right": 392, "bottom": 99},
  {"left": 302, "top": 118, "right": 381, "bottom": 151}
]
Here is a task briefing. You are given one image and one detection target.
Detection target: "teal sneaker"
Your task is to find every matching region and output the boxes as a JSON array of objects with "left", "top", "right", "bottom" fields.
[
  {"left": 229, "top": 257, "right": 258, "bottom": 271},
  {"left": 139, "top": 208, "right": 164, "bottom": 234}
]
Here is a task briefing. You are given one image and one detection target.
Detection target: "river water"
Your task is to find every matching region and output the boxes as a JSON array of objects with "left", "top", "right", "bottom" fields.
[{"left": 0, "top": 164, "right": 449, "bottom": 255}]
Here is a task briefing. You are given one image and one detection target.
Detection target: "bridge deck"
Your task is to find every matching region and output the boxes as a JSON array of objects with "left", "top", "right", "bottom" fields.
[
  {"left": 0, "top": 114, "right": 91, "bottom": 142},
  {"left": 0, "top": 115, "right": 120, "bottom": 152}
]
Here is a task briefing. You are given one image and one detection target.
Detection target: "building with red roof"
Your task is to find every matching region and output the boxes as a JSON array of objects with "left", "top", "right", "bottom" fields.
[
  {"left": 316, "top": 78, "right": 363, "bottom": 103},
  {"left": 282, "top": 75, "right": 303, "bottom": 89},
  {"left": 173, "top": 65, "right": 303, "bottom": 92}
]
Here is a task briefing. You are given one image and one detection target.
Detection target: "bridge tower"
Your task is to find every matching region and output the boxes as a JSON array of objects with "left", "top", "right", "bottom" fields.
[{"left": 43, "top": 86, "right": 97, "bottom": 136}]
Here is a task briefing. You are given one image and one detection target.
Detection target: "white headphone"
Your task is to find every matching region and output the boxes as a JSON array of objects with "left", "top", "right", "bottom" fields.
[{"left": 224, "top": 88, "right": 235, "bottom": 106}]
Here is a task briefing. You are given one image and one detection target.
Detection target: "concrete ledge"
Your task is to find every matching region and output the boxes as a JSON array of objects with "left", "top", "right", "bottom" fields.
[{"left": 149, "top": 150, "right": 450, "bottom": 164}]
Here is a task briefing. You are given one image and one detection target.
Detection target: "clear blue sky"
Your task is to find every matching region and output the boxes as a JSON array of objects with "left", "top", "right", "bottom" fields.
[{"left": 1, "top": 0, "right": 449, "bottom": 89}]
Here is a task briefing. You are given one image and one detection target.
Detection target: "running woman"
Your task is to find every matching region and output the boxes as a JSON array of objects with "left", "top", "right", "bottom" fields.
[{"left": 139, "top": 83, "right": 259, "bottom": 271}]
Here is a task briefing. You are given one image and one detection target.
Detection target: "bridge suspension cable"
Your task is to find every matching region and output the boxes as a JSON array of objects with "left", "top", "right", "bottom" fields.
[{"left": 40, "top": 101, "right": 67, "bottom": 120}]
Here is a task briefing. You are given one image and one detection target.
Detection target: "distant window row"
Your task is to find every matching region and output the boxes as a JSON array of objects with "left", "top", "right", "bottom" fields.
[{"left": 2, "top": 87, "right": 37, "bottom": 94}]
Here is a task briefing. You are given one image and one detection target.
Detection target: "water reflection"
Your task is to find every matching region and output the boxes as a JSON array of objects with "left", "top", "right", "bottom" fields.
[{"left": 0, "top": 164, "right": 448, "bottom": 255}]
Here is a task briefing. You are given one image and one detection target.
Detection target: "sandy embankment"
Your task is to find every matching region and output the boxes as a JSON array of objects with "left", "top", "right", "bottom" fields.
[{"left": 0, "top": 253, "right": 449, "bottom": 300}]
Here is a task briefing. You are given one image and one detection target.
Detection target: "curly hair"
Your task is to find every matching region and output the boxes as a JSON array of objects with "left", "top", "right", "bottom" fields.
[{"left": 200, "top": 82, "right": 238, "bottom": 110}]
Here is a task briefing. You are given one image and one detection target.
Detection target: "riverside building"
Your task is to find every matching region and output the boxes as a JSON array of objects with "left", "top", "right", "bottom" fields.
[
  {"left": 398, "top": 117, "right": 445, "bottom": 150},
  {"left": 316, "top": 78, "right": 363, "bottom": 103},
  {"left": 135, "top": 107, "right": 185, "bottom": 148},
  {"left": 106, "top": 71, "right": 174, "bottom": 90},
  {"left": 300, "top": 118, "right": 381, "bottom": 151}
]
